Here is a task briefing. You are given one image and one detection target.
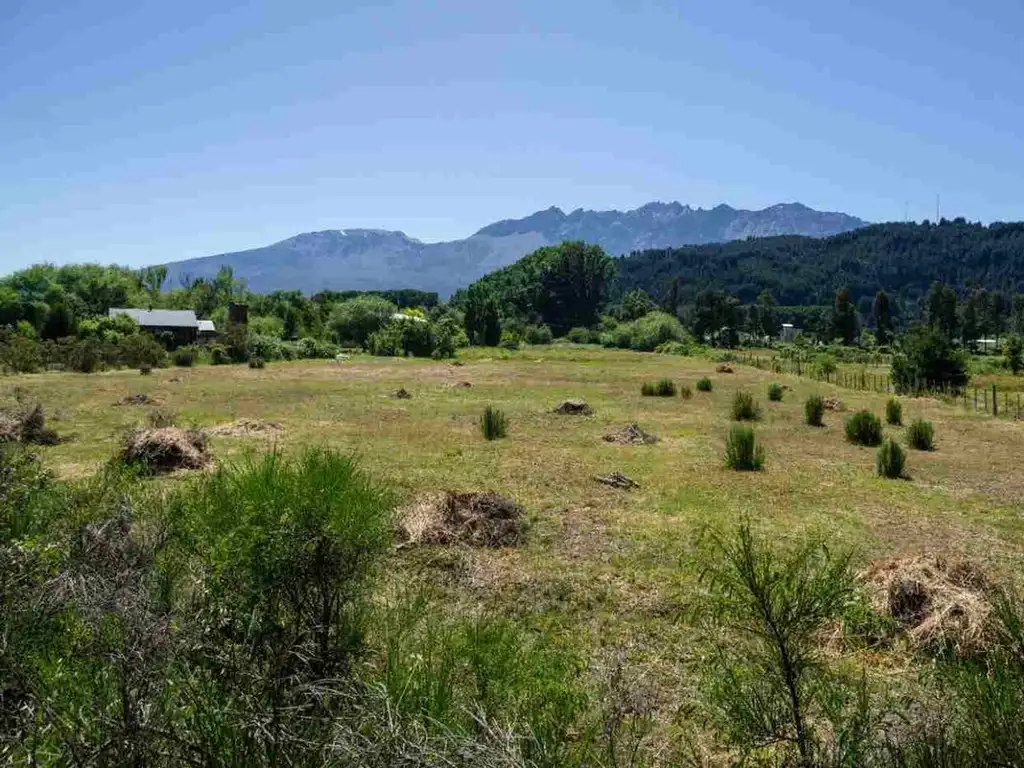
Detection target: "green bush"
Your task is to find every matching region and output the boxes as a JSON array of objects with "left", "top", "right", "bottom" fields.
[
  {"left": 138, "top": 363, "right": 152, "bottom": 375},
  {"left": 891, "top": 324, "right": 969, "bottom": 393},
  {"left": 368, "top": 318, "right": 435, "bottom": 358},
  {"left": 119, "top": 333, "right": 167, "bottom": 369},
  {"left": 845, "top": 410, "right": 883, "bottom": 446},
  {"left": 480, "top": 406, "right": 508, "bottom": 440},
  {"left": 876, "top": 438, "right": 907, "bottom": 479},
  {"left": 906, "top": 418, "right": 935, "bottom": 450},
  {"left": 731, "top": 391, "right": 761, "bottom": 421},
  {"left": 696, "top": 377, "right": 713, "bottom": 392},
  {"left": 566, "top": 327, "right": 592, "bottom": 344},
  {"left": 767, "top": 383, "right": 784, "bottom": 402},
  {"left": 725, "top": 426, "right": 765, "bottom": 471},
  {"left": 804, "top": 395, "right": 825, "bottom": 426},
  {"left": 654, "top": 340, "right": 693, "bottom": 356},
  {"left": 884, "top": 397, "right": 902, "bottom": 425},
  {"left": 641, "top": 378, "right": 676, "bottom": 397},
  {"left": 0, "top": 335, "right": 44, "bottom": 373},
  {"left": 627, "top": 311, "right": 689, "bottom": 352},
  {"left": 172, "top": 346, "right": 197, "bottom": 367},
  {"left": 297, "top": 336, "right": 333, "bottom": 359},
  {"left": 499, "top": 329, "right": 522, "bottom": 350},
  {"left": 208, "top": 343, "right": 229, "bottom": 365},
  {"left": 524, "top": 324, "right": 554, "bottom": 345},
  {"left": 248, "top": 356, "right": 265, "bottom": 369},
  {"left": 245, "top": 332, "right": 283, "bottom": 362},
  {"left": 328, "top": 295, "right": 397, "bottom": 347}
]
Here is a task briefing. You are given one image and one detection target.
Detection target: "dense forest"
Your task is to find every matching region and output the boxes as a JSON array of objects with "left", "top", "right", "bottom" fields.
[{"left": 616, "top": 219, "right": 1024, "bottom": 314}]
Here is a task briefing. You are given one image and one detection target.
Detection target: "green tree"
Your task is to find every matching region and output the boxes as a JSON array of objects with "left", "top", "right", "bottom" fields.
[
  {"left": 961, "top": 288, "right": 987, "bottom": 350},
  {"left": 535, "top": 241, "right": 615, "bottom": 333},
  {"left": 1005, "top": 334, "right": 1023, "bottom": 375},
  {"left": 891, "top": 324, "right": 969, "bottom": 393},
  {"left": 754, "top": 289, "right": 781, "bottom": 340},
  {"left": 831, "top": 288, "right": 858, "bottom": 345},
  {"left": 927, "top": 282, "right": 959, "bottom": 342},
  {"left": 463, "top": 284, "right": 502, "bottom": 346},
  {"left": 620, "top": 288, "right": 657, "bottom": 321},
  {"left": 1013, "top": 294, "right": 1024, "bottom": 335},
  {"left": 872, "top": 289, "right": 893, "bottom": 346},
  {"left": 328, "top": 295, "right": 397, "bottom": 347},
  {"left": 987, "top": 290, "right": 1008, "bottom": 346},
  {"left": 691, "top": 288, "right": 741, "bottom": 347}
]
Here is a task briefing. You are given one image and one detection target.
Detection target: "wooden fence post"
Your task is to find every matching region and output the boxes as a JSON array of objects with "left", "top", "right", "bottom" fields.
[{"left": 993, "top": 384, "right": 998, "bottom": 417}]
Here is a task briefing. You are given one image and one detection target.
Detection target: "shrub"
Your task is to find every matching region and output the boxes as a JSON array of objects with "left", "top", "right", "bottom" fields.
[
  {"left": 328, "top": 295, "right": 397, "bottom": 347},
  {"left": 1005, "top": 334, "right": 1023, "bottom": 375},
  {"left": 0, "top": 335, "right": 44, "bottom": 373},
  {"left": 66, "top": 338, "right": 102, "bottom": 373},
  {"left": 248, "top": 356, "right": 265, "bottom": 369},
  {"left": 876, "top": 438, "right": 906, "bottom": 479},
  {"left": 499, "top": 329, "right": 522, "bottom": 350},
  {"left": 641, "top": 378, "right": 676, "bottom": 397},
  {"left": 725, "top": 426, "right": 765, "bottom": 470},
  {"left": 245, "top": 332, "right": 282, "bottom": 362},
  {"left": 523, "top": 324, "right": 553, "bottom": 345},
  {"left": 891, "top": 324, "right": 969, "bottom": 393},
  {"left": 885, "top": 397, "right": 902, "bottom": 425},
  {"left": 680, "top": 385, "right": 693, "bottom": 399},
  {"left": 172, "top": 346, "right": 197, "bottom": 367},
  {"left": 767, "top": 383, "right": 784, "bottom": 402},
  {"left": 696, "top": 377, "right": 713, "bottom": 392},
  {"left": 138, "top": 363, "right": 152, "bottom": 375},
  {"left": 480, "top": 406, "right": 508, "bottom": 440},
  {"left": 369, "top": 318, "right": 435, "bottom": 358},
  {"left": 654, "top": 340, "right": 693, "bottom": 356},
  {"left": 816, "top": 354, "right": 838, "bottom": 378},
  {"left": 731, "top": 391, "right": 761, "bottom": 421},
  {"left": 804, "top": 395, "right": 825, "bottom": 426},
  {"left": 845, "top": 410, "right": 883, "bottom": 446},
  {"left": 430, "top": 317, "right": 461, "bottom": 359},
  {"left": 566, "top": 326, "right": 592, "bottom": 344},
  {"left": 627, "top": 311, "right": 688, "bottom": 352},
  {"left": 208, "top": 343, "right": 229, "bottom": 365},
  {"left": 119, "top": 333, "right": 167, "bottom": 369},
  {"left": 906, "top": 418, "right": 935, "bottom": 450}
]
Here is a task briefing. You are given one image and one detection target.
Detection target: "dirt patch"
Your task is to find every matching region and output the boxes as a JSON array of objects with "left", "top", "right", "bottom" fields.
[
  {"left": 594, "top": 472, "right": 639, "bottom": 490},
  {"left": 715, "top": 364, "right": 734, "bottom": 373},
  {"left": 208, "top": 418, "right": 282, "bottom": 438},
  {"left": 120, "top": 427, "right": 210, "bottom": 474},
  {"left": 0, "top": 404, "right": 61, "bottom": 445},
  {"left": 392, "top": 387, "right": 412, "bottom": 399},
  {"left": 823, "top": 397, "right": 844, "bottom": 411},
  {"left": 553, "top": 399, "right": 593, "bottom": 415},
  {"left": 397, "top": 491, "right": 527, "bottom": 548},
  {"left": 604, "top": 424, "right": 658, "bottom": 445},
  {"left": 446, "top": 381, "right": 472, "bottom": 388},
  {"left": 115, "top": 393, "right": 160, "bottom": 407},
  {"left": 860, "top": 554, "right": 994, "bottom": 656}
]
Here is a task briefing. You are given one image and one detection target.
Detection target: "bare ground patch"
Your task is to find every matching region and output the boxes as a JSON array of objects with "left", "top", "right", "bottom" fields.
[{"left": 397, "top": 491, "right": 527, "bottom": 548}]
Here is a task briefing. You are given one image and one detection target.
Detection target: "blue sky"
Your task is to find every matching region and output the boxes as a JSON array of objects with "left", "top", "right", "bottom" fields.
[{"left": 2, "top": 0, "right": 1022, "bottom": 272}]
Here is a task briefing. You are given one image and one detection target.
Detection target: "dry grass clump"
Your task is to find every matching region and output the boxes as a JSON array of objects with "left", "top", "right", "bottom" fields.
[
  {"left": 0, "top": 404, "right": 60, "bottom": 445},
  {"left": 397, "top": 491, "right": 527, "bottom": 548},
  {"left": 859, "top": 554, "right": 995, "bottom": 656},
  {"left": 553, "top": 399, "right": 593, "bottom": 415},
  {"left": 120, "top": 427, "right": 210, "bottom": 475},
  {"left": 715, "top": 364, "right": 734, "bottom": 374},
  {"left": 603, "top": 424, "right": 657, "bottom": 445},
  {"left": 208, "top": 418, "right": 282, "bottom": 437},
  {"left": 823, "top": 397, "right": 844, "bottom": 411},
  {"left": 114, "top": 393, "right": 160, "bottom": 407}
]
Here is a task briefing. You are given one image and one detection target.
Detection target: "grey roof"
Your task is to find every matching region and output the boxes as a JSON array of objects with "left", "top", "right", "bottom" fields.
[
  {"left": 109, "top": 308, "right": 198, "bottom": 328},
  {"left": 197, "top": 319, "right": 216, "bottom": 333}
]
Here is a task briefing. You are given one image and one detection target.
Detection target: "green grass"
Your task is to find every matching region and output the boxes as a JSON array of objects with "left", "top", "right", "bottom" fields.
[
  {"left": 906, "top": 418, "right": 935, "bottom": 450},
  {"left": 730, "top": 391, "right": 762, "bottom": 421},
  {"left": 804, "top": 395, "right": 825, "bottom": 426},
  {"left": 480, "top": 405, "right": 509, "bottom": 440},
  {"left": 641, "top": 378, "right": 676, "bottom": 397},
  {"left": 725, "top": 425, "right": 765, "bottom": 471},
  {"left": 696, "top": 376, "right": 713, "bottom": 392}
]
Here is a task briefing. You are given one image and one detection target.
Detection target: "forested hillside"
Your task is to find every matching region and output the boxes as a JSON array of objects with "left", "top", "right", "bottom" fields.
[{"left": 616, "top": 220, "right": 1024, "bottom": 312}]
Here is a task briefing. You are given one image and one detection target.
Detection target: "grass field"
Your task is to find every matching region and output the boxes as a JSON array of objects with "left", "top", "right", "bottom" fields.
[{"left": 9, "top": 345, "right": 1024, "bottom": 755}]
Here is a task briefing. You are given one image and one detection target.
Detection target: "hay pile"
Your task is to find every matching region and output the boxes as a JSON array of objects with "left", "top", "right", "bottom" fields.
[
  {"left": 208, "top": 418, "right": 282, "bottom": 437},
  {"left": 715, "top": 364, "right": 734, "bottom": 373},
  {"left": 603, "top": 424, "right": 657, "bottom": 445},
  {"left": 398, "top": 491, "right": 527, "bottom": 548},
  {"left": 860, "top": 554, "right": 994, "bottom": 655},
  {"left": 0, "top": 404, "right": 60, "bottom": 445},
  {"left": 120, "top": 427, "right": 209, "bottom": 474},
  {"left": 823, "top": 397, "right": 844, "bottom": 411},
  {"left": 115, "top": 394, "right": 159, "bottom": 407},
  {"left": 553, "top": 399, "right": 593, "bottom": 415},
  {"left": 594, "top": 472, "right": 639, "bottom": 490}
]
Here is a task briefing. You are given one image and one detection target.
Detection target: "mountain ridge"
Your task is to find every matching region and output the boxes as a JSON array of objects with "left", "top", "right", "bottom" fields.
[{"left": 160, "top": 201, "right": 867, "bottom": 296}]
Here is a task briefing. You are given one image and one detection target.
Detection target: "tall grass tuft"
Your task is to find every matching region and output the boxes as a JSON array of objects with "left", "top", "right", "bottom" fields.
[
  {"left": 480, "top": 406, "right": 509, "bottom": 440},
  {"left": 146, "top": 409, "right": 176, "bottom": 428},
  {"left": 767, "top": 383, "right": 784, "bottom": 402},
  {"left": 845, "top": 410, "right": 883, "bottom": 446},
  {"left": 641, "top": 378, "right": 676, "bottom": 397},
  {"left": 885, "top": 397, "right": 903, "bottom": 426},
  {"left": 725, "top": 426, "right": 765, "bottom": 471},
  {"left": 696, "top": 377, "right": 713, "bottom": 392},
  {"left": 804, "top": 395, "right": 825, "bottom": 426},
  {"left": 679, "top": 384, "right": 693, "bottom": 400},
  {"left": 906, "top": 418, "right": 935, "bottom": 450},
  {"left": 876, "top": 438, "right": 907, "bottom": 479},
  {"left": 731, "top": 391, "right": 761, "bottom": 421}
]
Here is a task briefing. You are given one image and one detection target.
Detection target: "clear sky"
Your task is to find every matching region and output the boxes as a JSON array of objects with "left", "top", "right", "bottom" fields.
[{"left": 2, "top": 0, "right": 1022, "bottom": 272}]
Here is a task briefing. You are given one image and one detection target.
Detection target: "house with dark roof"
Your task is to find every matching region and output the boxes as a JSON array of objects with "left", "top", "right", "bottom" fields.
[{"left": 108, "top": 308, "right": 216, "bottom": 345}]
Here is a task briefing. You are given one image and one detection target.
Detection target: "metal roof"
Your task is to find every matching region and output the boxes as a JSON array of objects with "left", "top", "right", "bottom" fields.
[
  {"left": 197, "top": 320, "right": 216, "bottom": 333},
  {"left": 108, "top": 308, "right": 199, "bottom": 328}
]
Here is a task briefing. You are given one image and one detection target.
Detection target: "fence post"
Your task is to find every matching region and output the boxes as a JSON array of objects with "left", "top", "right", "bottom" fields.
[
  {"left": 993, "top": 384, "right": 998, "bottom": 417},
  {"left": 984, "top": 388, "right": 988, "bottom": 414},
  {"left": 974, "top": 387, "right": 978, "bottom": 410}
]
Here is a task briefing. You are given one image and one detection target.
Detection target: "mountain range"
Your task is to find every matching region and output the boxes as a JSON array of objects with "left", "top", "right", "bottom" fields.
[{"left": 160, "top": 202, "right": 867, "bottom": 296}]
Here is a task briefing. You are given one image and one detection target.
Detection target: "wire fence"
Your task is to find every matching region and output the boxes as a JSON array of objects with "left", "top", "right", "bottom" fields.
[{"left": 733, "top": 352, "right": 1024, "bottom": 421}]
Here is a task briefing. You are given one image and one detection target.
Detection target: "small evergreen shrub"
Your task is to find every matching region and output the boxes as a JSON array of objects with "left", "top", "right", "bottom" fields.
[
  {"left": 876, "top": 438, "right": 907, "bottom": 479},
  {"left": 641, "top": 378, "right": 676, "bottom": 397},
  {"left": 731, "top": 391, "right": 761, "bottom": 421},
  {"left": 138, "top": 364, "right": 152, "bottom": 376},
  {"left": 480, "top": 406, "right": 508, "bottom": 440},
  {"left": 248, "top": 356, "right": 265, "bottom": 369},
  {"left": 498, "top": 330, "right": 522, "bottom": 351},
  {"left": 767, "top": 383, "right": 784, "bottom": 402},
  {"left": 725, "top": 426, "right": 765, "bottom": 471},
  {"left": 566, "top": 327, "right": 592, "bottom": 344},
  {"left": 173, "top": 346, "right": 196, "bottom": 367},
  {"left": 845, "top": 410, "right": 883, "bottom": 446},
  {"left": 523, "top": 324, "right": 553, "bottom": 345},
  {"left": 804, "top": 395, "right": 825, "bottom": 426},
  {"left": 696, "top": 377, "right": 713, "bottom": 392},
  {"left": 208, "top": 343, "right": 229, "bottom": 365},
  {"left": 885, "top": 397, "right": 902, "bottom": 426},
  {"left": 680, "top": 385, "right": 693, "bottom": 399},
  {"left": 906, "top": 419, "right": 935, "bottom": 450}
]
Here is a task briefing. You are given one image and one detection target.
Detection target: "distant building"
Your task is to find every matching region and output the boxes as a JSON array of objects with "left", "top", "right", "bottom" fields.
[
  {"left": 108, "top": 308, "right": 215, "bottom": 345},
  {"left": 780, "top": 323, "right": 798, "bottom": 342}
]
